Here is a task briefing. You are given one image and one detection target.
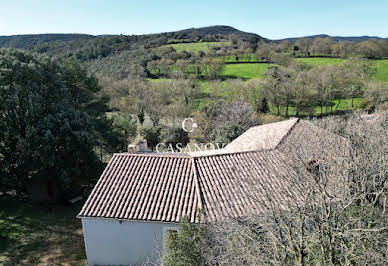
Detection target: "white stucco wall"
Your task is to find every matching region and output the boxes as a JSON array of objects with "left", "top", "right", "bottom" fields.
[{"left": 81, "top": 218, "right": 179, "bottom": 266}]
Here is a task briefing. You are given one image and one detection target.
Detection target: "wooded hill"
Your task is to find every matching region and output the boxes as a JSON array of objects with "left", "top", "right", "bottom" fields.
[
  {"left": 1, "top": 25, "right": 386, "bottom": 65},
  {"left": 1, "top": 25, "right": 388, "bottom": 118},
  {"left": 2, "top": 25, "right": 386, "bottom": 52},
  {"left": 0, "top": 33, "right": 95, "bottom": 49},
  {"left": 277, "top": 34, "right": 388, "bottom": 43},
  {"left": 0, "top": 26, "right": 264, "bottom": 51}
]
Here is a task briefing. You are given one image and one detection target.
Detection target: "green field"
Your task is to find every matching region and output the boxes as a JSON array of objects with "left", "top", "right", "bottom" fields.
[
  {"left": 269, "top": 98, "right": 364, "bottom": 117},
  {"left": 147, "top": 57, "right": 388, "bottom": 115},
  {"left": 148, "top": 62, "right": 272, "bottom": 80},
  {"left": 222, "top": 63, "right": 273, "bottom": 79},
  {"left": 224, "top": 53, "right": 258, "bottom": 63},
  {"left": 295, "top": 57, "right": 345, "bottom": 65},
  {"left": 374, "top": 59, "right": 388, "bottom": 82},
  {"left": 161, "top": 41, "right": 231, "bottom": 53},
  {"left": 296, "top": 58, "right": 388, "bottom": 82},
  {"left": 225, "top": 58, "right": 388, "bottom": 82}
]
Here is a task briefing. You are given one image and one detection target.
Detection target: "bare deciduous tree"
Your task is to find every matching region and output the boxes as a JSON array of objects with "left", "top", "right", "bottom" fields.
[
  {"left": 200, "top": 113, "right": 388, "bottom": 265},
  {"left": 295, "top": 38, "right": 313, "bottom": 56}
]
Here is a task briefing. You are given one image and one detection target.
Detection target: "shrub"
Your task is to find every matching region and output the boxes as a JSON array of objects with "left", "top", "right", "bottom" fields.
[
  {"left": 112, "top": 112, "right": 137, "bottom": 152},
  {"left": 211, "top": 122, "right": 246, "bottom": 144},
  {"left": 141, "top": 126, "right": 161, "bottom": 151},
  {"left": 164, "top": 127, "right": 190, "bottom": 151},
  {"left": 163, "top": 216, "right": 205, "bottom": 266}
]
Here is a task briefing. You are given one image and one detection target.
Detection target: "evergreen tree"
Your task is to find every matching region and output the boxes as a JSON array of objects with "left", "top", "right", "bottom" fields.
[
  {"left": 257, "top": 97, "right": 270, "bottom": 113},
  {"left": 137, "top": 107, "right": 145, "bottom": 125},
  {"left": 0, "top": 49, "right": 112, "bottom": 197},
  {"left": 112, "top": 112, "right": 137, "bottom": 152},
  {"left": 141, "top": 126, "right": 161, "bottom": 151},
  {"left": 165, "top": 126, "right": 190, "bottom": 151}
]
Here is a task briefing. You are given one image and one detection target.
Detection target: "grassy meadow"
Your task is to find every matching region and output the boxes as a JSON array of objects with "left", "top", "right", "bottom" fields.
[
  {"left": 148, "top": 44, "right": 388, "bottom": 115},
  {"left": 269, "top": 97, "right": 364, "bottom": 117},
  {"left": 221, "top": 58, "right": 388, "bottom": 83},
  {"left": 374, "top": 59, "right": 388, "bottom": 82},
  {"left": 223, "top": 53, "right": 258, "bottom": 62},
  {"left": 0, "top": 196, "right": 86, "bottom": 265},
  {"left": 222, "top": 63, "right": 272, "bottom": 79},
  {"left": 158, "top": 41, "right": 388, "bottom": 83},
  {"left": 295, "top": 57, "right": 345, "bottom": 65},
  {"left": 161, "top": 41, "right": 231, "bottom": 53}
]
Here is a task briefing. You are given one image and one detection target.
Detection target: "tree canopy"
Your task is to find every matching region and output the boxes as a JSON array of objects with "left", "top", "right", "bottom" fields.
[{"left": 0, "top": 49, "right": 111, "bottom": 195}]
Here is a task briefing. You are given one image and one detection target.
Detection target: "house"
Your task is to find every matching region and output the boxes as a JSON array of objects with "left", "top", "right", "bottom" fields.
[{"left": 78, "top": 119, "right": 348, "bottom": 265}]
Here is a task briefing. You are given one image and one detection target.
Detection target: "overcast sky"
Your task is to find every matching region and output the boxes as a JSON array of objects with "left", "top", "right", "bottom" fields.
[{"left": 0, "top": 0, "right": 387, "bottom": 39}]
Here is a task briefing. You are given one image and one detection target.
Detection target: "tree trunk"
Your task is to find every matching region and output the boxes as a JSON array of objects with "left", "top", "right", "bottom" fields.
[
  {"left": 334, "top": 98, "right": 341, "bottom": 112},
  {"left": 286, "top": 103, "right": 289, "bottom": 117},
  {"left": 296, "top": 253, "right": 305, "bottom": 266}
]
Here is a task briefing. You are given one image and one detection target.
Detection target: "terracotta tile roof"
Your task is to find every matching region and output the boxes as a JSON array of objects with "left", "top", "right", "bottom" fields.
[
  {"left": 78, "top": 119, "right": 347, "bottom": 223},
  {"left": 194, "top": 150, "right": 309, "bottom": 222},
  {"left": 78, "top": 153, "right": 201, "bottom": 223},
  {"left": 278, "top": 120, "right": 350, "bottom": 161},
  {"left": 225, "top": 119, "right": 298, "bottom": 152}
]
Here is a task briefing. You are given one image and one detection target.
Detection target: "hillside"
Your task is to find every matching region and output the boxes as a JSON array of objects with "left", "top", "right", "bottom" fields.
[
  {"left": 2, "top": 26, "right": 386, "bottom": 52},
  {"left": 278, "top": 34, "right": 388, "bottom": 43},
  {"left": 0, "top": 26, "right": 265, "bottom": 51},
  {"left": 2, "top": 26, "right": 387, "bottom": 65},
  {"left": 0, "top": 26, "right": 268, "bottom": 64},
  {"left": 169, "top": 25, "right": 267, "bottom": 42},
  {"left": 0, "top": 33, "right": 95, "bottom": 49}
]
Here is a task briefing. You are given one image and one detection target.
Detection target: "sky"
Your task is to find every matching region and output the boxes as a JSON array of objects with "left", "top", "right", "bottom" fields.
[{"left": 0, "top": 0, "right": 387, "bottom": 39}]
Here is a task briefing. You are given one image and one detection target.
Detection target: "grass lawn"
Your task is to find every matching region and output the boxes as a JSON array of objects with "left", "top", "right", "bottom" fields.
[
  {"left": 312, "top": 98, "right": 364, "bottom": 114},
  {"left": 147, "top": 77, "right": 167, "bottom": 82},
  {"left": 295, "top": 57, "right": 345, "bottom": 65},
  {"left": 222, "top": 63, "right": 272, "bottom": 79},
  {"left": 224, "top": 53, "right": 258, "bottom": 63},
  {"left": 161, "top": 41, "right": 231, "bottom": 53},
  {"left": 295, "top": 58, "right": 388, "bottom": 82},
  {"left": 374, "top": 59, "right": 388, "bottom": 82},
  {"left": 269, "top": 98, "right": 364, "bottom": 117},
  {"left": 0, "top": 196, "right": 86, "bottom": 265},
  {"left": 147, "top": 57, "right": 384, "bottom": 114},
  {"left": 149, "top": 57, "right": 388, "bottom": 83}
]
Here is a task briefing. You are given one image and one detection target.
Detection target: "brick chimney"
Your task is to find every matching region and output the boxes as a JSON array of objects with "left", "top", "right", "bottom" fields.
[{"left": 127, "top": 144, "right": 137, "bottom": 154}]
